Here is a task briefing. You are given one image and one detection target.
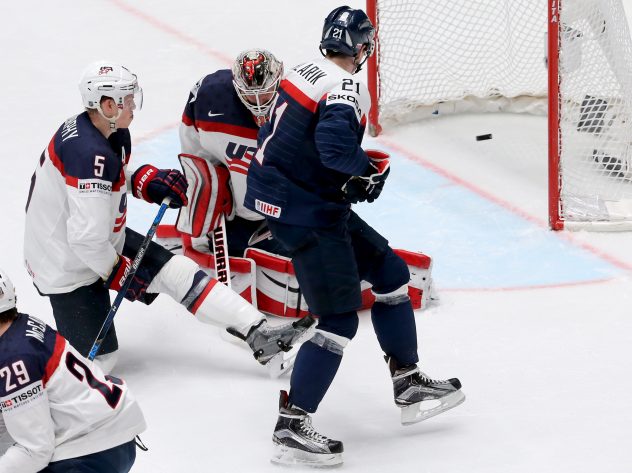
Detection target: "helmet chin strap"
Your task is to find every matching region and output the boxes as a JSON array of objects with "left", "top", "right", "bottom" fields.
[
  {"left": 353, "top": 51, "right": 370, "bottom": 74},
  {"left": 96, "top": 104, "right": 122, "bottom": 131}
]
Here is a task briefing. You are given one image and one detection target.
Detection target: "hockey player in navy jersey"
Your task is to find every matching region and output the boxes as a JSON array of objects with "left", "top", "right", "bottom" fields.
[
  {"left": 0, "top": 268, "right": 145, "bottom": 473},
  {"left": 23, "top": 61, "right": 313, "bottom": 373},
  {"left": 245, "top": 7, "right": 465, "bottom": 466},
  {"left": 178, "top": 49, "right": 286, "bottom": 257}
]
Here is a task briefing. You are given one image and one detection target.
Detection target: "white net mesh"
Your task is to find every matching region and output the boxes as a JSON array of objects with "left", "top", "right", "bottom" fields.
[
  {"left": 376, "top": 0, "right": 548, "bottom": 123},
  {"left": 374, "top": 0, "right": 632, "bottom": 228}
]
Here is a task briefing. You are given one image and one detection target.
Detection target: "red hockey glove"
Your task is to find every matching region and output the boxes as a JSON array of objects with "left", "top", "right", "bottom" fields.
[
  {"left": 342, "top": 149, "right": 391, "bottom": 204},
  {"left": 132, "top": 165, "right": 189, "bottom": 209},
  {"left": 104, "top": 255, "right": 150, "bottom": 302},
  {"left": 105, "top": 255, "right": 132, "bottom": 292}
]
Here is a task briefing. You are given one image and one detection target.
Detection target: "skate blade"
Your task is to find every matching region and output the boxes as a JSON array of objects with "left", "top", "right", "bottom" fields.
[
  {"left": 267, "top": 342, "right": 300, "bottom": 378},
  {"left": 271, "top": 441, "right": 343, "bottom": 468},
  {"left": 400, "top": 389, "right": 466, "bottom": 426},
  {"left": 267, "top": 321, "right": 316, "bottom": 379}
]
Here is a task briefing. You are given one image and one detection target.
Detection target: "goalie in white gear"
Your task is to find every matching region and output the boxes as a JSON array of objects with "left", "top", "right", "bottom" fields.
[
  {"left": 178, "top": 49, "right": 287, "bottom": 257},
  {"left": 22, "top": 61, "right": 313, "bottom": 373},
  {"left": 0, "top": 268, "right": 145, "bottom": 473}
]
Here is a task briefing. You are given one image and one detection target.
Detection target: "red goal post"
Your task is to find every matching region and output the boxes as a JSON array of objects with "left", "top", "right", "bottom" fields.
[{"left": 366, "top": 0, "right": 632, "bottom": 231}]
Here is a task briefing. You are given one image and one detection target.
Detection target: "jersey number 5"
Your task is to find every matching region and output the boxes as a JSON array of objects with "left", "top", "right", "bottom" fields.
[{"left": 66, "top": 352, "right": 123, "bottom": 409}]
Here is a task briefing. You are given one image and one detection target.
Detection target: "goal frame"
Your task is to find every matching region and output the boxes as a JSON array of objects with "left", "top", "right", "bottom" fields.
[{"left": 365, "top": 0, "right": 632, "bottom": 231}]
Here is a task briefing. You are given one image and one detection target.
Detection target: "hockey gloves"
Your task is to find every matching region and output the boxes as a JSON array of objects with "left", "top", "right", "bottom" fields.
[
  {"left": 104, "top": 255, "right": 150, "bottom": 302},
  {"left": 342, "top": 149, "right": 391, "bottom": 204},
  {"left": 132, "top": 164, "right": 189, "bottom": 209}
]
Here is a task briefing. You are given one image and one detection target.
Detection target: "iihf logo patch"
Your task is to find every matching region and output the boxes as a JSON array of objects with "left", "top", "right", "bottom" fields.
[{"left": 98, "top": 66, "right": 114, "bottom": 75}]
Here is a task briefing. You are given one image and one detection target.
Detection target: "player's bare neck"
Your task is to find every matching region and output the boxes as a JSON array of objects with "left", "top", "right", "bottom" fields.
[
  {"left": 0, "top": 320, "right": 13, "bottom": 338},
  {"left": 326, "top": 55, "right": 356, "bottom": 74},
  {"left": 88, "top": 112, "right": 114, "bottom": 139}
]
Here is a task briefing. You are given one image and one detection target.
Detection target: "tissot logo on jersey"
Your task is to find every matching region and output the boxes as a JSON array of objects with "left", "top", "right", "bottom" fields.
[
  {"left": 77, "top": 179, "right": 113, "bottom": 195},
  {"left": 0, "top": 382, "right": 44, "bottom": 413}
]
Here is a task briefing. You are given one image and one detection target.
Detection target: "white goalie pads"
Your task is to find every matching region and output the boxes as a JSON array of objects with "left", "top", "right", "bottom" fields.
[
  {"left": 176, "top": 154, "right": 235, "bottom": 238},
  {"left": 244, "top": 248, "right": 311, "bottom": 318},
  {"left": 158, "top": 225, "right": 435, "bottom": 318}
]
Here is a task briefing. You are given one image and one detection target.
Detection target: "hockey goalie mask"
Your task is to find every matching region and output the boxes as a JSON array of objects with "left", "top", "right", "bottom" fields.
[
  {"left": 79, "top": 61, "right": 143, "bottom": 126},
  {"left": 232, "top": 49, "right": 283, "bottom": 126},
  {"left": 0, "top": 268, "right": 17, "bottom": 313}
]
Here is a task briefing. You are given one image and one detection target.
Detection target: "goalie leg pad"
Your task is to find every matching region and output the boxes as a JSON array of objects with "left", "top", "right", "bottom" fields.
[{"left": 244, "top": 248, "right": 309, "bottom": 318}]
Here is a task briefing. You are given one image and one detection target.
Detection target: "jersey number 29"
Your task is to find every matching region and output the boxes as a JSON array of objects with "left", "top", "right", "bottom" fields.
[{"left": 0, "top": 360, "right": 30, "bottom": 392}]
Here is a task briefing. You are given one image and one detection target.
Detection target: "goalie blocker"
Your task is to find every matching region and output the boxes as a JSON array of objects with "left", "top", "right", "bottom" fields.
[{"left": 156, "top": 225, "right": 435, "bottom": 318}]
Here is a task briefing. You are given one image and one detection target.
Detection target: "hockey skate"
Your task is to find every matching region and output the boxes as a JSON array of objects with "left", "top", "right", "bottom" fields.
[
  {"left": 226, "top": 316, "right": 316, "bottom": 378},
  {"left": 271, "top": 390, "right": 343, "bottom": 468},
  {"left": 387, "top": 357, "right": 465, "bottom": 425}
]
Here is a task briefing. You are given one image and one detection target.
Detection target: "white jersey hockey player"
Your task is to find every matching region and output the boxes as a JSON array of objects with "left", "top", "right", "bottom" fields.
[
  {"left": 22, "top": 61, "right": 314, "bottom": 373},
  {"left": 0, "top": 269, "right": 145, "bottom": 473},
  {"left": 177, "top": 49, "right": 288, "bottom": 257}
]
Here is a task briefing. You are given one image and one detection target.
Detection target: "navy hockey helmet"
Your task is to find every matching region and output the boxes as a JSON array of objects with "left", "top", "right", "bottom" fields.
[{"left": 319, "top": 6, "right": 375, "bottom": 62}]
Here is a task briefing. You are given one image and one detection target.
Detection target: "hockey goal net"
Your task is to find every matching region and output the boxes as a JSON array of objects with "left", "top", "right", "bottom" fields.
[{"left": 367, "top": 0, "right": 632, "bottom": 231}]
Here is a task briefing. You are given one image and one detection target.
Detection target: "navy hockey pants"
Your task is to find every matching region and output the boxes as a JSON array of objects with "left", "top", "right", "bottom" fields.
[
  {"left": 47, "top": 228, "right": 174, "bottom": 357},
  {"left": 39, "top": 439, "right": 136, "bottom": 473},
  {"left": 267, "top": 210, "right": 419, "bottom": 412}
]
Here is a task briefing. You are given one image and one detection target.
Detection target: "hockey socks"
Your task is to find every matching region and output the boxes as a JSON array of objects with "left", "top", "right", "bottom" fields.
[
  {"left": 288, "top": 330, "right": 347, "bottom": 413},
  {"left": 371, "top": 299, "right": 419, "bottom": 367}
]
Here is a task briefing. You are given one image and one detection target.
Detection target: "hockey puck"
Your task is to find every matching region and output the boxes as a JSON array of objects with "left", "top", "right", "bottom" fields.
[{"left": 476, "top": 134, "right": 492, "bottom": 141}]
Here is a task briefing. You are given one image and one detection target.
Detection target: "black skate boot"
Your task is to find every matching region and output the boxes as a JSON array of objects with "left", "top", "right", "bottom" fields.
[
  {"left": 387, "top": 356, "right": 465, "bottom": 425},
  {"left": 227, "top": 316, "right": 316, "bottom": 366},
  {"left": 271, "top": 390, "right": 343, "bottom": 467}
]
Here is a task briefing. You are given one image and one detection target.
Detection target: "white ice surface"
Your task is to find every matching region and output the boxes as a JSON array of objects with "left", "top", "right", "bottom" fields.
[{"left": 2, "top": 1, "right": 632, "bottom": 472}]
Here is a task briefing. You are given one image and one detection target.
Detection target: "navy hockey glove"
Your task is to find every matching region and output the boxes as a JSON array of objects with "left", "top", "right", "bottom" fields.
[
  {"left": 132, "top": 164, "right": 189, "bottom": 209},
  {"left": 342, "top": 150, "right": 391, "bottom": 204},
  {"left": 104, "top": 255, "right": 150, "bottom": 302}
]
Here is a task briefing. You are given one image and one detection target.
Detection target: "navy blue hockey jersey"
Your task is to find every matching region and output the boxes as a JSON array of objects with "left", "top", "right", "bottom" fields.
[
  {"left": 179, "top": 69, "right": 262, "bottom": 221},
  {"left": 0, "top": 314, "right": 144, "bottom": 471},
  {"left": 244, "top": 57, "right": 371, "bottom": 227}
]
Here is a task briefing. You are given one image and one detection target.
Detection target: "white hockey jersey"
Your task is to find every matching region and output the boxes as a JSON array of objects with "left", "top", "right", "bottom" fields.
[
  {"left": 24, "top": 112, "right": 131, "bottom": 294},
  {"left": 179, "top": 69, "right": 263, "bottom": 221},
  {"left": 0, "top": 313, "right": 145, "bottom": 473}
]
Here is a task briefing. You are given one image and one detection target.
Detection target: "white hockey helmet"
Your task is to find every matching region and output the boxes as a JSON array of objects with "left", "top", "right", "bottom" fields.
[
  {"left": 0, "top": 268, "right": 17, "bottom": 313},
  {"left": 78, "top": 61, "right": 143, "bottom": 122},
  {"left": 232, "top": 49, "right": 283, "bottom": 123}
]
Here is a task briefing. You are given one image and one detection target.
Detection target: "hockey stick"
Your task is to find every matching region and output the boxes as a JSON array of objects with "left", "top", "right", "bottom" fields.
[
  {"left": 211, "top": 214, "right": 231, "bottom": 287},
  {"left": 88, "top": 198, "right": 171, "bottom": 361},
  {"left": 214, "top": 215, "right": 310, "bottom": 378}
]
